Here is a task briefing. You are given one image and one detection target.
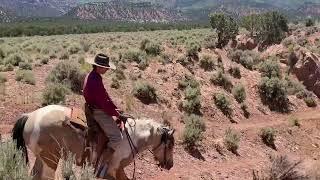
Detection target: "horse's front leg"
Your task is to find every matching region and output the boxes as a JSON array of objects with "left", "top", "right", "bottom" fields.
[
  {"left": 116, "top": 167, "right": 129, "bottom": 180},
  {"left": 106, "top": 154, "right": 126, "bottom": 179}
]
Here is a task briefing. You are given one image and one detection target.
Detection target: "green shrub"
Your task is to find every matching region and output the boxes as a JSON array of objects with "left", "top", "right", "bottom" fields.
[
  {"left": 145, "top": 42, "right": 162, "bottom": 56},
  {"left": 160, "top": 53, "right": 172, "bottom": 65},
  {"left": 282, "top": 37, "right": 294, "bottom": 48},
  {"left": 59, "top": 51, "right": 69, "bottom": 60},
  {"left": 182, "top": 86, "right": 201, "bottom": 114},
  {"left": 284, "top": 76, "right": 305, "bottom": 95},
  {"left": 244, "top": 11, "right": 288, "bottom": 46},
  {"left": 199, "top": 55, "right": 215, "bottom": 71},
  {"left": 178, "top": 75, "right": 199, "bottom": 89},
  {"left": 304, "top": 97, "right": 317, "bottom": 107},
  {"left": 296, "top": 89, "right": 312, "bottom": 99},
  {"left": 260, "top": 128, "right": 276, "bottom": 148},
  {"left": 224, "top": 128, "right": 240, "bottom": 154},
  {"left": 241, "top": 103, "right": 250, "bottom": 118},
  {"left": 232, "top": 84, "right": 246, "bottom": 103},
  {"left": 252, "top": 155, "right": 306, "bottom": 180},
  {"left": 0, "top": 64, "right": 14, "bottom": 72},
  {"left": 114, "top": 69, "right": 126, "bottom": 80},
  {"left": 183, "top": 114, "right": 206, "bottom": 148},
  {"left": 41, "top": 47, "right": 50, "bottom": 55},
  {"left": 210, "top": 13, "right": 239, "bottom": 48},
  {"left": 46, "top": 61, "right": 86, "bottom": 93},
  {"left": 258, "top": 77, "right": 289, "bottom": 112},
  {"left": 259, "top": 59, "right": 281, "bottom": 78},
  {"left": 0, "top": 48, "right": 5, "bottom": 59},
  {"left": 133, "top": 81, "right": 157, "bottom": 104},
  {"left": 177, "top": 56, "right": 192, "bottom": 67},
  {"left": 229, "top": 50, "right": 260, "bottom": 70},
  {"left": 41, "top": 57, "right": 49, "bottom": 64},
  {"left": 4, "top": 53, "right": 24, "bottom": 66},
  {"left": 229, "top": 50, "right": 243, "bottom": 63},
  {"left": 203, "top": 34, "right": 217, "bottom": 49},
  {"left": 140, "top": 39, "right": 151, "bottom": 50},
  {"left": 49, "top": 51, "right": 57, "bottom": 59},
  {"left": 214, "top": 93, "right": 233, "bottom": 118},
  {"left": 211, "top": 71, "right": 233, "bottom": 92},
  {"left": 0, "top": 140, "right": 31, "bottom": 179},
  {"left": 297, "top": 37, "right": 308, "bottom": 46},
  {"left": 0, "top": 73, "right": 7, "bottom": 83},
  {"left": 138, "top": 58, "right": 149, "bottom": 70},
  {"left": 80, "top": 40, "right": 91, "bottom": 52},
  {"left": 182, "top": 98, "right": 201, "bottom": 115},
  {"left": 15, "top": 70, "right": 36, "bottom": 85},
  {"left": 111, "top": 77, "right": 120, "bottom": 89},
  {"left": 289, "top": 117, "right": 300, "bottom": 127},
  {"left": 42, "top": 83, "right": 69, "bottom": 106},
  {"left": 228, "top": 66, "right": 241, "bottom": 79},
  {"left": 186, "top": 44, "right": 201, "bottom": 59},
  {"left": 306, "top": 18, "right": 315, "bottom": 27},
  {"left": 185, "top": 86, "right": 201, "bottom": 100},
  {"left": 61, "top": 151, "right": 95, "bottom": 180},
  {"left": 68, "top": 44, "right": 81, "bottom": 54},
  {"left": 122, "top": 49, "right": 146, "bottom": 64},
  {"left": 239, "top": 53, "right": 254, "bottom": 70},
  {"left": 18, "top": 62, "right": 32, "bottom": 70}
]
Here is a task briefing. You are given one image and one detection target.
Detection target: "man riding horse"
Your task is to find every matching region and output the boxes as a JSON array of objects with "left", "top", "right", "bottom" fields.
[
  {"left": 11, "top": 53, "right": 175, "bottom": 179},
  {"left": 83, "top": 53, "right": 125, "bottom": 176}
]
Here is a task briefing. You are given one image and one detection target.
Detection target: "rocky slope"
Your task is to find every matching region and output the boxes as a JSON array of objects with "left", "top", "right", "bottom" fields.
[
  {"left": 1, "top": 25, "right": 320, "bottom": 179},
  {"left": 0, "top": 0, "right": 78, "bottom": 17},
  {"left": 66, "top": 1, "right": 186, "bottom": 22},
  {"left": 0, "top": 7, "right": 16, "bottom": 23},
  {"left": 1, "top": 0, "right": 320, "bottom": 21}
]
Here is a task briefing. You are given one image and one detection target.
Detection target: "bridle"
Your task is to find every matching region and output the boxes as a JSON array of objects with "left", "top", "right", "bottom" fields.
[
  {"left": 120, "top": 114, "right": 172, "bottom": 179},
  {"left": 151, "top": 128, "right": 171, "bottom": 168}
]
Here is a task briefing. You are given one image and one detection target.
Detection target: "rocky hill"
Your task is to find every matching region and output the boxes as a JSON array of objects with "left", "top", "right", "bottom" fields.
[
  {"left": 297, "top": 2, "right": 320, "bottom": 17},
  {"left": 0, "top": 0, "right": 78, "bottom": 17},
  {"left": 1, "top": 25, "right": 320, "bottom": 178},
  {"left": 66, "top": 1, "right": 186, "bottom": 22},
  {"left": 1, "top": 0, "right": 320, "bottom": 21},
  {"left": 0, "top": 7, "right": 16, "bottom": 23}
]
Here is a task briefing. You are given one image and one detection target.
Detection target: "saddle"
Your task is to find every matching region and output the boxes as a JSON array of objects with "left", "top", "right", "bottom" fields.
[
  {"left": 65, "top": 105, "right": 108, "bottom": 169},
  {"left": 66, "top": 104, "right": 133, "bottom": 174}
]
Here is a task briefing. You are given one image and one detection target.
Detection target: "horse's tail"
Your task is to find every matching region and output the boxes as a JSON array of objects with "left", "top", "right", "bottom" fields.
[{"left": 12, "top": 114, "right": 29, "bottom": 164}]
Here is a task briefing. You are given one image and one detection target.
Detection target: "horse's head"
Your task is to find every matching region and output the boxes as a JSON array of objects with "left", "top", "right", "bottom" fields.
[{"left": 152, "top": 127, "right": 175, "bottom": 170}]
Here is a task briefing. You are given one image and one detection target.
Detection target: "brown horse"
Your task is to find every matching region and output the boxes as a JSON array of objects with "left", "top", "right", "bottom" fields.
[{"left": 12, "top": 105, "right": 175, "bottom": 179}]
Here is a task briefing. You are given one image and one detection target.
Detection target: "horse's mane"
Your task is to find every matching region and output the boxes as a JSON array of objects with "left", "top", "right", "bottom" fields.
[{"left": 127, "top": 118, "right": 164, "bottom": 134}]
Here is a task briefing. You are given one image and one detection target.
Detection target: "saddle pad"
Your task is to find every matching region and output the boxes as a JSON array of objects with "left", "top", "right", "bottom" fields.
[{"left": 68, "top": 107, "right": 88, "bottom": 130}]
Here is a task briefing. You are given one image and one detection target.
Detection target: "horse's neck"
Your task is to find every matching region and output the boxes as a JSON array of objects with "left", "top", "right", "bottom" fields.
[{"left": 127, "top": 118, "right": 162, "bottom": 152}]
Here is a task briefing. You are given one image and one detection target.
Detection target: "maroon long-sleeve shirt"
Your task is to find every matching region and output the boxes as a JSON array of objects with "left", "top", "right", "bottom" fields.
[{"left": 83, "top": 70, "right": 119, "bottom": 117}]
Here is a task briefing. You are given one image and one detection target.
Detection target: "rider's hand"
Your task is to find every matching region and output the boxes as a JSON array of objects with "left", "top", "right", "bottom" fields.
[
  {"left": 116, "top": 109, "right": 124, "bottom": 114},
  {"left": 118, "top": 120, "right": 125, "bottom": 132}
]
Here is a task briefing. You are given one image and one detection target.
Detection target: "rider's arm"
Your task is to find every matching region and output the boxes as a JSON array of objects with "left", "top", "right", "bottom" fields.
[{"left": 94, "top": 76, "right": 120, "bottom": 118}]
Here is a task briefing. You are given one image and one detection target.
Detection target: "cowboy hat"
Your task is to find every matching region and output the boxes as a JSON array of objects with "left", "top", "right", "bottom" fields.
[{"left": 86, "top": 53, "right": 116, "bottom": 70}]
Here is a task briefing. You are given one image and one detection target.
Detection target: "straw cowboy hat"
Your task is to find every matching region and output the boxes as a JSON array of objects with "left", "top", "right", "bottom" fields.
[{"left": 86, "top": 53, "right": 116, "bottom": 70}]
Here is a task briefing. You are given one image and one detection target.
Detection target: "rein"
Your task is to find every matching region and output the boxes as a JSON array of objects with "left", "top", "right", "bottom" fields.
[
  {"left": 124, "top": 127, "right": 138, "bottom": 180},
  {"left": 120, "top": 114, "right": 170, "bottom": 179},
  {"left": 120, "top": 113, "right": 139, "bottom": 179}
]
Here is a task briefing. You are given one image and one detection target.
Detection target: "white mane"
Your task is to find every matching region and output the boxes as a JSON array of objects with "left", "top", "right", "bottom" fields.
[{"left": 126, "top": 117, "right": 163, "bottom": 134}]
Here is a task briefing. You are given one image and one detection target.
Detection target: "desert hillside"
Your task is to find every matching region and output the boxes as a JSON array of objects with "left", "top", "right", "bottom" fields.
[{"left": 1, "top": 22, "right": 320, "bottom": 179}]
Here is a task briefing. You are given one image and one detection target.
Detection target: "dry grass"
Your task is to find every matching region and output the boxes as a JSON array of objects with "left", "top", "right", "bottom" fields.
[
  {"left": 0, "top": 140, "right": 31, "bottom": 179},
  {"left": 253, "top": 155, "right": 307, "bottom": 180}
]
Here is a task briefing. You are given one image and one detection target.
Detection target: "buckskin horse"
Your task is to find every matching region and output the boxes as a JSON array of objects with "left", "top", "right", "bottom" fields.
[{"left": 12, "top": 105, "right": 175, "bottom": 179}]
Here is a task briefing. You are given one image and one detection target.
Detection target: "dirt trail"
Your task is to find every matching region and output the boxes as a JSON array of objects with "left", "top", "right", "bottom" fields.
[{"left": 233, "top": 110, "right": 320, "bottom": 131}]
